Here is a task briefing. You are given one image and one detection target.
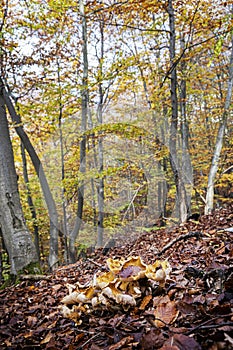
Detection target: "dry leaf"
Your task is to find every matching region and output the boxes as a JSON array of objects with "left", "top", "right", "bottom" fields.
[
  {"left": 139, "top": 294, "right": 152, "bottom": 310},
  {"left": 154, "top": 298, "right": 179, "bottom": 327},
  {"left": 40, "top": 331, "right": 53, "bottom": 344}
]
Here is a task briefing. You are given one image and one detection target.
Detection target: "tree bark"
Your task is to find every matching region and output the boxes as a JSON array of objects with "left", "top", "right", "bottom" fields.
[
  {"left": 57, "top": 58, "right": 69, "bottom": 264},
  {"left": 96, "top": 19, "right": 104, "bottom": 247},
  {"left": 0, "top": 77, "right": 59, "bottom": 270},
  {"left": 168, "top": 0, "right": 189, "bottom": 223},
  {"left": 179, "top": 34, "right": 193, "bottom": 216},
  {"left": 205, "top": 31, "right": 233, "bottom": 214},
  {"left": 20, "top": 142, "right": 40, "bottom": 261},
  {"left": 68, "top": 0, "right": 88, "bottom": 262},
  {"left": 0, "top": 93, "right": 38, "bottom": 275}
]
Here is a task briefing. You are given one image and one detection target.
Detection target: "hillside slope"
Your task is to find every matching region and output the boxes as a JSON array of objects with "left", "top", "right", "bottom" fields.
[{"left": 0, "top": 206, "right": 233, "bottom": 349}]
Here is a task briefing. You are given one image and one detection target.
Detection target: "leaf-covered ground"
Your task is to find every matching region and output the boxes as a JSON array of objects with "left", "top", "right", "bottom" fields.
[{"left": 0, "top": 206, "right": 233, "bottom": 349}]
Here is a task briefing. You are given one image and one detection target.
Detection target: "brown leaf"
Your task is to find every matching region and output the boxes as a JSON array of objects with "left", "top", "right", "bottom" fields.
[
  {"left": 154, "top": 298, "right": 179, "bottom": 327},
  {"left": 40, "top": 331, "right": 53, "bottom": 344},
  {"left": 52, "top": 284, "right": 63, "bottom": 292},
  {"left": 140, "top": 328, "right": 165, "bottom": 350},
  {"left": 177, "top": 301, "right": 196, "bottom": 315},
  {"left": 109, "top": 336, "right": 135, "bottom": 350},
  {"left": 74, "top": 333, "right": 85, "bottom": 343},
  {"left": 164, "top": 334, "right": 201, "bottom": 350},
  {"left": 27, "top": 315, "right": 38, "bottom": 327},
  {"left": 90, "top": 343, "right": 103, "bottom": 350},
  {"left": 224, "top": 272, "right": 233, "bottom": 291}
]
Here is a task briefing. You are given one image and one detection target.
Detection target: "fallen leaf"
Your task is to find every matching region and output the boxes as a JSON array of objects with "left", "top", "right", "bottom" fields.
[
  {"left": 40, "top": 331, "right": 53, "bottom": 344},
  {"left": 165, "top": 334, "right": 202, "bottom": 350},
  {"left": 140, "top": 328, "right": 164, "bottom": 349},
  {"left": 154, "top": 298, "right": 179, "bottom": 327},
  {"left": 109, "top": 336, "right": 135, "bottom": 350},
  {"left": 27, "top": 315, "right": 38, "bottom": 327},
  {"left": 139, "top": 294, "right": 152, "bottom": 310}
]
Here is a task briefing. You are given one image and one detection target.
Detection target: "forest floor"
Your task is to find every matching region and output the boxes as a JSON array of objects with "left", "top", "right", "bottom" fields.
[{"left": 0, "top": 206, "right": 233, "bottom": 350}]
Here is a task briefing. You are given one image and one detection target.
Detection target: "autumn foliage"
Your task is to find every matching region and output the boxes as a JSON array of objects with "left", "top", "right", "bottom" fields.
[{"left": 0, "top": 2, "right": 233, "bottom": 347}]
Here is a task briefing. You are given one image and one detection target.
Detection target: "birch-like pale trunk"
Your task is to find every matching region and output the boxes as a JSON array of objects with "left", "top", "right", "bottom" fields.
[
  {"left": 96, "top": 19, "right": 104, "bottom": 247},
  {"left": 0, "top": 94, "right": 38, "bottom": 275},
  {"left": 205, "top": 32, "right": 233, "bottom": 214},
  {"left": 68, "top": 0, "right": 88, "bottom": 262}
]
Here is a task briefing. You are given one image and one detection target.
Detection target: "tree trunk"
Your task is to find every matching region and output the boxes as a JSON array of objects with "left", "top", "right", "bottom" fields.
[
  {"left": 20, "top": 142, "right": 40, "bottom": 261},
  {"left": 68, "top": 0, "right": 88, "bottom": 262},
  {"left": 0, "top": 94, "right": 38, "bottom": 275},
  {"left": 57, "top": 58, "right": 69, "bottom": 264},
  {"left": 168, "top": 0, "right": 189, "bottom": 223},
  {"left": 96, "top": 19, "right": 104, "bottom": 247},
  {"left": 0, "top": 77, "right": 59, "bottom": 270},
  {"left": 205, "top": 31, "right": 233, "bottom": 214},
  {"left": 0, "top": 229, "right": 4, "bottom": 283},
  {"left": 179, "top": 34, "right": 193, "bottom": 216}
]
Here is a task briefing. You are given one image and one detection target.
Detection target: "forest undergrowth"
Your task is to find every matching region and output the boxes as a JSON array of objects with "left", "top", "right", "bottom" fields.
[{"left": 0, "top": 205, "right": 233, "bottom": 349}]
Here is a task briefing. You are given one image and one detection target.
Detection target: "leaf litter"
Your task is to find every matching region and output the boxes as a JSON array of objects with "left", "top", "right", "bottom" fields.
[{"left": 0, "top": 205, "right": 233, "bottom": 349}]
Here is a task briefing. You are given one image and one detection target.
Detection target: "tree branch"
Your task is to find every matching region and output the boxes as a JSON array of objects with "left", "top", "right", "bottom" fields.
[{"left": 157, "top": 231, "right": 203, "bottom": 256}]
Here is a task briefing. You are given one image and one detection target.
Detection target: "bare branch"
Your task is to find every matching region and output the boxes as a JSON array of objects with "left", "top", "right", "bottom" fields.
[{"left": 157, "top": 231, "right": 203, "bottom": 256}]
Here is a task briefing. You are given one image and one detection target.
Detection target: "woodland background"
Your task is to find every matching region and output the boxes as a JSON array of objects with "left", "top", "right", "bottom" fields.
[{"left": 0, "top": 0, "right": 233, "bottom": 277}]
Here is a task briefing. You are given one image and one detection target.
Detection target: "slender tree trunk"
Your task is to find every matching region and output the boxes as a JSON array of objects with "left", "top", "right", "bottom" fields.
[
  {"left": 56, "top": 58, "right": 69, "bottom": 263},
  {"left": 20, "top": 142, "right": 40, "bottom": 261},
  {"left": 0, "top": 229, "right": 4, "bottom": 283},
  {"left": 68, "top": 0, "right": 88, "bottom": 262},
  {"left": 179, "top": 35, "right": 192, "bottom": 216},
  {"left": 205, "top": 32, "right": 233, "bottom": 214},
  {"left": 87, "top": 122, "right": 98, "bottom": 229},
  {"left": 168, "top": 0, "right": 189, "bottom": 223},
  {"left": 96, "top": 20, "right": 104, "bottom": 247},
  {"left": 0, "top": 77, "right": 59, "bottom": 270},
  {"left": 97, "top": 137, "right": 104, "bottom": 247},
  {"left": 0, "top": 94, "right": 38, "bottom": 275}
]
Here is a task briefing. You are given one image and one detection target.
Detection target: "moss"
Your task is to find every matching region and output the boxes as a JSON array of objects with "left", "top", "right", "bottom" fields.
[
  {"left": 0, "top": 261, "right": 42, "bottom": 289},
  {"left": 18, "top": 261, "right": 42, "bottom": 275},
  {"left": 0, "top": 278, "right": 14, "bottom": 290}
]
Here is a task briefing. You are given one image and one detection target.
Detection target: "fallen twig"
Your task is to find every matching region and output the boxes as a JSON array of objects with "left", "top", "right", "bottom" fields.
[
  {"left": 186, "top": 322, "right": 233, "bottom": 335},
  {"left": 157, "top": 231, "right": 203, "bottom": 256},
  {"left": 77, "top": 333, "right": 101, "bottom": 349},
  {"left": 184, "top": 313, "right": 233, "bottom": 335},
  {"left": 19, "top": 274, "right": 51, "bottom": 281},
  {"left": 86, "top": 258, "right": 106, "bottom": 269}
]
